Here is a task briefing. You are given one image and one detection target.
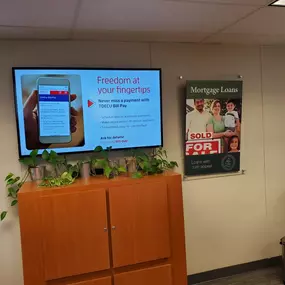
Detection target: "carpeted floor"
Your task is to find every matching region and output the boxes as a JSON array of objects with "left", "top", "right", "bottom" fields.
[{"left": 197, "top": 267, "right": 284, "bottom": 285}]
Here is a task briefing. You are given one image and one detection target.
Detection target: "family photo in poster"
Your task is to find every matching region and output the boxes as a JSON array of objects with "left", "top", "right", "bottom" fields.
[{"left": 185, "top": 80, "right": 243, "bottom": 176}]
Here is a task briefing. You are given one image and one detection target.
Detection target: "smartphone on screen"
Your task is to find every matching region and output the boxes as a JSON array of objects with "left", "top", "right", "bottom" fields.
[{"left": 37, "top": 77, "right": 71, "bottom": 144}]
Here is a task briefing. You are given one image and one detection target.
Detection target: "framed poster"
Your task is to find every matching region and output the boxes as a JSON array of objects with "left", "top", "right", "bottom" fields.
[{"left": 185, "top": 80, "right": 243, "bottom": 176}]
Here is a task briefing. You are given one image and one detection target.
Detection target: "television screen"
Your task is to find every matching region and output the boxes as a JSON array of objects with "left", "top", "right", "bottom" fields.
[{"left": 13, "top": 68, "right": 162, "bottom": 157}]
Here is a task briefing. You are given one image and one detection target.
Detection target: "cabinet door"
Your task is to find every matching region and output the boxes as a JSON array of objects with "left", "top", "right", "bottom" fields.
[
  {"left": 40, "top": 189, "right": 110, "bottom": 280},
  {"left": 67, "top": 276, "right": 112, "bottom": 285},
  {"left": 114, "top": 264, "right": 172, "bottom": 285},
  {"left": 109, "top": 181, "right": 170, "bottom": 267}
]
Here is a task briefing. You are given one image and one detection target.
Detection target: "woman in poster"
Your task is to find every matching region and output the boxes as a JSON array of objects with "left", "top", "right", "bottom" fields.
[{"left": 206, "top": 100, "right": 234, "bottom": 152}]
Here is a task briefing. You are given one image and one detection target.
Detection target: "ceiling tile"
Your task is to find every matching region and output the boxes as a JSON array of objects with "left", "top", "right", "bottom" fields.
[
  {"left": 73, "top": 30, "right": 209, "bottom": 42},
  {"left": 75, "top": 0, "right": 258, "bottom": 33},
  {"left": 216, "top": 6, "right": 285, "bottom": 35},
  {"left": 203, "top": 6, "right": 285, "bottom": 45},
  {"left": 0, "top": 26, "right": 70, "bottom": 40},
  {"left": 0, "top": 0, "right": 79, "bottom": 28}
]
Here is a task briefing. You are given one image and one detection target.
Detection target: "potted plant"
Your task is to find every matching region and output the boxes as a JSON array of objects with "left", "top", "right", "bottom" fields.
[
  {"left": 42, "top": 150, "right": 66, "bottom": 176},
  {"left": 39, "top": 171, "right": 75, "bottom": 187},
  {"left": 67, "top": 163, "right": 80, "bottom": 179},
  {"left": 40, "top": 149, "right": 79, "bottom": 186},
  {"left": 90, "top": 146, "right": 107, "bottom": 176},
  {"left": 91, "top": 146, "right": 126, "bottom": 179},
  {"left": 19, "top": 149, "right": 45, "bottom": 181},
  {"left": 132, "top": 147, "right": 178, "bottom": 178}
]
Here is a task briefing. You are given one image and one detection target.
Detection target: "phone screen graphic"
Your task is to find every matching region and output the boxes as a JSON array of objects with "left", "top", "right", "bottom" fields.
[{"left": 38, "top": 84, "right": 70, "bottom": 138}]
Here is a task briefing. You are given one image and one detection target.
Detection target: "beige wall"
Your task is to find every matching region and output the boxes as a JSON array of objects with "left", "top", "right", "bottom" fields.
[{"left": 0, "top": 41, "right": 283, "bottom": 285}]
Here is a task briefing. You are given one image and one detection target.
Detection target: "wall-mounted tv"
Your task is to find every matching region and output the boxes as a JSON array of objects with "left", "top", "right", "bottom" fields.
[{"left": 13, "top": 68, "right": 162, "bottom": 157}]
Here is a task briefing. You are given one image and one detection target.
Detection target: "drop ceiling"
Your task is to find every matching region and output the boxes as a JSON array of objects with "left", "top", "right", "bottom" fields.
[{"left": 0, "top": 0, "right": 283, "bottom": 44}]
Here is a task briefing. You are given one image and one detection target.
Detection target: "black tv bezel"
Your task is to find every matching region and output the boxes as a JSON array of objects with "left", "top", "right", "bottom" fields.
[{"left": 12, "top": 67, "right": 163, "bottom": 158}]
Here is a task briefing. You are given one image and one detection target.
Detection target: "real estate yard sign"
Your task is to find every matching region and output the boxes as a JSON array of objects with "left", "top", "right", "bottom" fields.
[{"left": 185, "top": 80, "right": 243, "bottom": 176}]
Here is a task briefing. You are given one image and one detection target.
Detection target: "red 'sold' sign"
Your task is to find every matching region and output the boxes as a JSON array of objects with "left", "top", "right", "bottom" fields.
[{"left": 188, "top": 132, "right": 213, "bottom": 140}]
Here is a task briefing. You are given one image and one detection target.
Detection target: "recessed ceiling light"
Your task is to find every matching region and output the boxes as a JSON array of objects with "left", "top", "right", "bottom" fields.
[{"left": 270, "top": 0, "right": 285, "bottom": 6}]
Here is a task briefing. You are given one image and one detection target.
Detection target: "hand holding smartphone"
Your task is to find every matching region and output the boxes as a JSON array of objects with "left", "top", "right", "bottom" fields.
[
  {"left": 23, "top": 77, "right": 78, "bottom": 150},
  {"left": 37, "top": 77, "right": 72, "bottom": 144}
]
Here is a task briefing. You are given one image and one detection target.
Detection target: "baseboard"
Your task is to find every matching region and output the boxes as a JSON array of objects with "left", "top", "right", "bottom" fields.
[{"left": 188, "top": 256, "right": 282, "bottom": 284}]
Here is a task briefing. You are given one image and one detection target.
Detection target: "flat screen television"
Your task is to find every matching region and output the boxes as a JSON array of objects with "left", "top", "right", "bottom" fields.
[{"left": 13, "top": 68, "right": 162, "bottom": 157}]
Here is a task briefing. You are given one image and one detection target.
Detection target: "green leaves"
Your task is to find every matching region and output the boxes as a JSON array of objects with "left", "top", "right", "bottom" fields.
[
  {"left": 42, "top": 149, "right": 64, "bottom": 168},
  {"left": 104, "top": 167, "right": 112, "bottom": 179},
  {"left": 48, "top": 150, "right": 55, "bottom": 156},
  {"left": 5, "top": 173, "right": 14, "bottom": 181},
  {"left": 132, "top": 172, "right": 143, "bottom": 179},
  {"left": 14, "top": 176, "right": 20, "bottom": 183},
  {"left": 8, "top": 187, "right": 17, "bottom": 198},
  {"left": 169, "top": 161, "right": 178, "bottom": 169},
  {"left": 93, "top": 145, "right": 112, "bottom": 160},
  {"left": 131, "top": 148, "right": 178, "bottom": 177},
  {"left": 41, "top": 150, "right": 79, "bottom": 186},
  {"left": 30, "top": 149, "right": 39, "bottom": 159},
  {"left": 67, "top": 164, "right": 80, "bottom": 178},
  {"left": 94, "top": 146, "right": 103, "bottom": 152},
  {"left": 60, "top": 172, "right": 75, "bottom": 185},
  {"left": 0, "top": 211, "right": 7, "bottom": 221},
  {"left": 6, "top": 178, "right": 15, "bottom": 185},
  {"left": 93, "top": 159, "right": 108, "bottom": 168},
  {"left": 19, "top": 157, "right": 33, "bottom": 167},
  {"left": 50, "top": 150, "right": 58, "bottom": 159},
  {"left": 39, "top": 171, "right": 75, "bottom": 188},
  {"left": 6, "top": 175, "right": 21, "bottom": 187},
  {"left": 61, "top": 171, "right": 73, "bottom": 180},
  {"left": 0, "top": 170, "right": 28, "bottom": 221},
  {"left": 91, "top": 146, "right": 127, "bottom": 179},
  {"left": 1, "top": 170, "right": 29, "bottom": 222},
  {"left": 19, "top": 149, "right": 39, "bottom": 167},
  {"left": 42, "top": 149, "right": 49, "bottom": 160},
  {"left": 18, "top": 182, "right": 24, "bottom": 188},
  {"left": 117, "top": 166, "right": 127, "bottom": 173}
]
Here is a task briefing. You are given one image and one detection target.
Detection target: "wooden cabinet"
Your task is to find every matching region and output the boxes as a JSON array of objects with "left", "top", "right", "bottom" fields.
[
  {"left": 67, "top": 277, "right": 112, "bottom": 285},
  {"left": 18, "top": 173, "right": 187, "bottom": 285},
  {"left": 109, "top": 181, "right": 170, "bottom": 267},
  {"left": 40, "top": 189, "right": 110, "bottom": 280},
  {"left": 114, "top": 265, "right": 172, "bottom": 285}
]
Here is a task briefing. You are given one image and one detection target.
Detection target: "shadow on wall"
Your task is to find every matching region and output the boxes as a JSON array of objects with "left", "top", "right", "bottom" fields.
[
  {"left": 178, "top": 85, "right": 187, "bottom": 145},
  {"left": 265, "top": 190, "right": 285, "bottom": 256}
]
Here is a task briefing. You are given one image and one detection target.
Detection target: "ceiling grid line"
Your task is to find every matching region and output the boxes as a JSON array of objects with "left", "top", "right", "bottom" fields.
[
  {"left": 199, "top": 4, "right": 268, "bottom": 43},
  {"left": 69, "top": 0, "right": 84, "bottom": 39}
]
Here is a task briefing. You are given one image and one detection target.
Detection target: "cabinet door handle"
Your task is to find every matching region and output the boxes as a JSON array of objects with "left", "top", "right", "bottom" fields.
[
  {"left": 112, "top": 226, "right": 116, "bottom": 230},
  {"left": 104, "top": 227, "right": 108, "bottom": 232}
]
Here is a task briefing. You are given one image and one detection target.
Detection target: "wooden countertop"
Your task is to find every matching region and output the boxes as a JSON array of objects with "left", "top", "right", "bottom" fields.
[{"left": 19, "top": 171, "right": 181, "bottom": 195}]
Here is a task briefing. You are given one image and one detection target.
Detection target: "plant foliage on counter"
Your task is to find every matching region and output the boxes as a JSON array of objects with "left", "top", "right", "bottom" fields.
[
  {"left": 130, "top": 147, "right": 178, "bottom": 178},
  {"left": 91, "top": 146, "right": 126, "bottom": 179},
  {"left": 39, "top": 172, "right": 75, "bottom": 187},
  {"left": 1, "top": 146, "right": 178, "bottom": 221},
  {"left": 41, "top": 150, "right": 80, "bottom": 186}
]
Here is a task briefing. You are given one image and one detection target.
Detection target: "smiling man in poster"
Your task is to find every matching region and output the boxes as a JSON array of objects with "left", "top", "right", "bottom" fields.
[
  {"left": 186, "top": 99, "right": 211, "bottom": 136},
  {"left": 185, "top": 80, "right": 243, "bottom": 176}
]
